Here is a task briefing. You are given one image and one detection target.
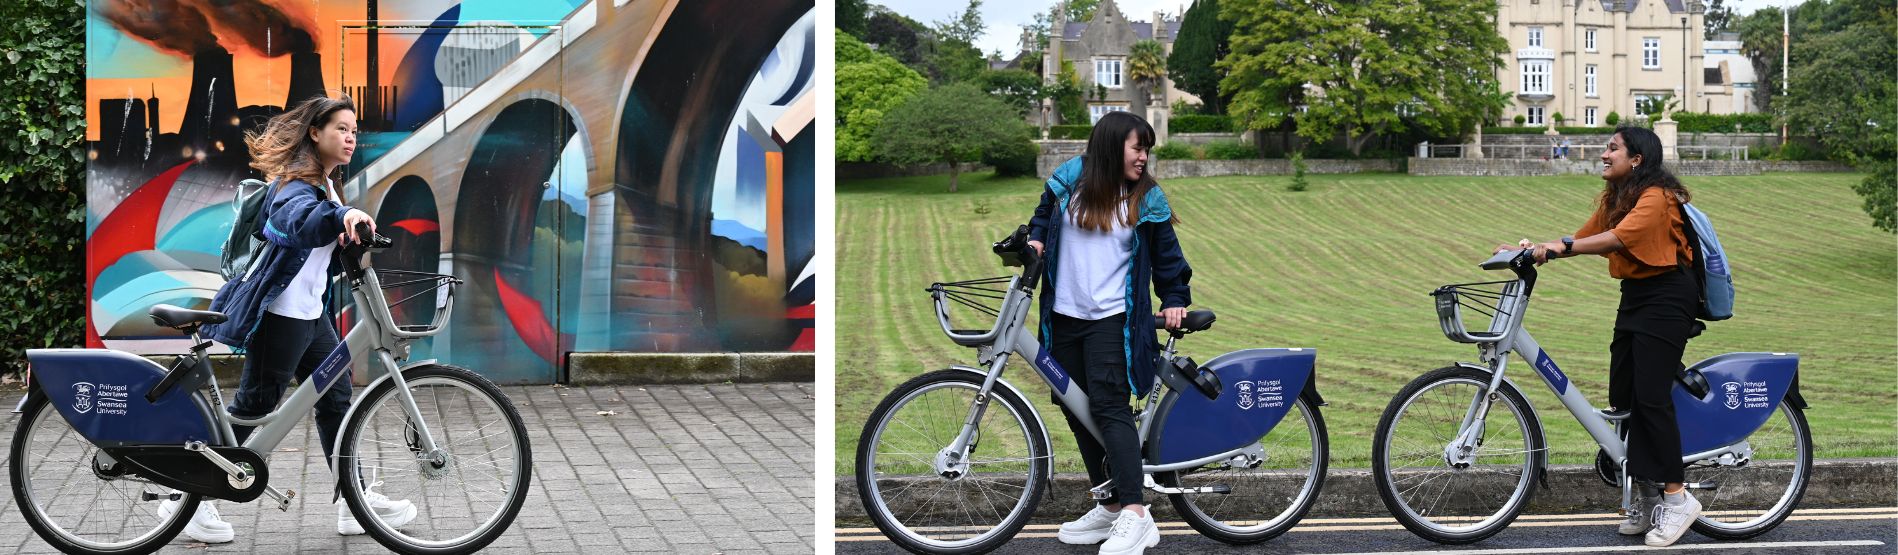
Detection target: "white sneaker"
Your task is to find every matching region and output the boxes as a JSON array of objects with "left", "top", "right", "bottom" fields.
[
  {"left": 1057, "top": 505, "right": 1118, "bottom": 545},
  {"left": 1618, "top": 490, "right": 1661, "bottom": 535},
  {"left": 1644, "top": 491, "right": 1702, "bottom": 547},
  {"left": 1098, "top": 507, "right": 1159, "bottom": 555},
  {"left": 337, "top": 482, "right": 418, "bottom": 536},
  {"left": 156, "top": 496, "right": 234, "bottom": 544}
]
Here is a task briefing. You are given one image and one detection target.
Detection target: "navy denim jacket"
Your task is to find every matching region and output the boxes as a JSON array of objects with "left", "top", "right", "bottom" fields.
[{"left": 203, "top": 179, "right": 351, "bottom": 347}]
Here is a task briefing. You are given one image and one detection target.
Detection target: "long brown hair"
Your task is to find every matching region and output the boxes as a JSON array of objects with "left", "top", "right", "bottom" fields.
[
  {"left": 246, "top": 94, "right": 355, "bottom": 189},
  {"left": 1601, "top": 125, "right": 1690, "bottom": 227},
  {"left": 1072, "top": 111, "right": 1171, "bottom": 232}
]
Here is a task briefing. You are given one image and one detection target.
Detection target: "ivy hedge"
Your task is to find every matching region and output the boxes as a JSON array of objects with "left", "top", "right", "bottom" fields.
[{"left": 0, "top": 0, "right": 87, "bottom": 369}]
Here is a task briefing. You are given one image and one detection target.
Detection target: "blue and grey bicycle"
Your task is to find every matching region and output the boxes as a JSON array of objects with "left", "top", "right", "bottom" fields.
[
  {"left": 1371, "top": 249, "right": 1810, "bottom": 544},
  {"left": 855, "top": 226, "right": 1329, "bottom": 554},
  {"left": 12, "top": 228, "right": 532, "bottom": 555}
]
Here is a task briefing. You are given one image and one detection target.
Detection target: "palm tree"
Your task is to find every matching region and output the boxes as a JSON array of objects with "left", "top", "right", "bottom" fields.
[{"left": 1127, "top": 40, "right": 1168, "bottom": 120}]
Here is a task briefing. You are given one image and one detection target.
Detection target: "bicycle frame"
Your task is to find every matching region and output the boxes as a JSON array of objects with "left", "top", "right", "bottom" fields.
[
  {"left": 1443, "top": 251, "right": 1787, "bottom": 511},
  {"left": 931, "top": 274, "right": 1253, "bottom": 476}
]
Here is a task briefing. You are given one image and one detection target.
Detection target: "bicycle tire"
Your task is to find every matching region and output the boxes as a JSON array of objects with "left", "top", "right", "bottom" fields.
[
  {"left": 1159, "top": 390, "right": 1329, "bottom": 544},
  {"left": 337, "top": 363, "right": 531, "bottom": 555},
  {"left": 855, "top": 369, "right": 1051, "bottom": 554},
  {"left": 1688, "top": 401, "right": 1812, "bottom": 539},
  {"left": 1373, "top": 366, "right": 1544, "bottom": 544},
  {"left": 10, "top": 393, "right": 195, "bottom": 555}
]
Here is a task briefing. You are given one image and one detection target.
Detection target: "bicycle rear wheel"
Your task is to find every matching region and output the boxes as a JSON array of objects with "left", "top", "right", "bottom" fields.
[
  {"left": 856, "top": 370, "right": 1050, "bottom": 554},
  {"left": 1160, "top": 391, "right": 1328, "bottom": 544},
  {"left": 337, "top": 364, "right": 531, "bottom": 555},
  {"left": 1688, "top": 402, "right": 1812, "bottom": 539},
  {"left": 1372, "top": 366, "right": 1543, "bottom": 544},
  {"left": 10, "top": 393, "right": 195, "bottom": 555}
]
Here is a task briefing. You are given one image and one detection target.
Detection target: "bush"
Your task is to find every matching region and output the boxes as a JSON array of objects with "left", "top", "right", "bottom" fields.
[
  {"left": 1203, "top": 140, "right": 1256, "bottom": 160},
  {"left": 1754, "top": 141, "right": 1830, "bottom": 161},
  {"left": 1481, "top": 126, "right": 1619, "bottom": 135},
  {"left": 1672, "top": 112, "right": 1778, "bottom": 134},
  {"left": 1605, "top": 111, "right": 1621, "bottom": 126},
  {"left": 983, "top": 134, "right": 1040, "bottom": 177},
  {"left": 1552, "top": 112, "right": 1566, "bottom": 125},
  {"left": 0, "top": 0, "right": 86, "bottom": 367},
  {"left": 1152, "top": 142, "right": 1197, "bottom": 160},
  {"left": 1287, "top": 151, "right": 1309, "bottom": 192},
  {"left": 1513, "top": 114, "right": 1527, "bottom": 126},
  {"left": 1050, "top": 124, "right": 1093, "bottom": 140},
  {"left": 1169, "top": 114, "right": 1234, "bottom": 134}
]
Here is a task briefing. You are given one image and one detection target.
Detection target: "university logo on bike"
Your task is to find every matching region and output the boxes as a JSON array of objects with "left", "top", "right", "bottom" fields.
[
  {"left": 71, "top": 382, "right": 93, "bottom": 414},
  {"left": 1723, "top": 381, "right": 1742, "bottom": 410},
  {"left": 1234, "top": 381, "right": 1254, "bottom": 410}
]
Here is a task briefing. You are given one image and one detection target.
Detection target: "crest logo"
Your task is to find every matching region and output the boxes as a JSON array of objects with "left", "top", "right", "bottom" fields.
[
  {"left": 1234, "top": 381, "right": 1254, "bottom": 410},
  {"left": 1722, "top": 381, "right": 1741, "bottom": 410},
  {"left": 71, "top": 382, "right": 94, "bottom": 414}
]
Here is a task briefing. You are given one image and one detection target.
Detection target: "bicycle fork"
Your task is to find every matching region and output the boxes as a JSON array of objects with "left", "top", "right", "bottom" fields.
[{"left": 936, "top": 353, "right": 1014, "bottom": 480}]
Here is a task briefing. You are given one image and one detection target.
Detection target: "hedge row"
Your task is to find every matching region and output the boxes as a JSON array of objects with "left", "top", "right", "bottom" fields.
[
  {"left": 0, "top": 0, "right": 87, "bottom": 369},
  {"left": 1169, "top": 114, "right": 1235, "bottom": 134}
]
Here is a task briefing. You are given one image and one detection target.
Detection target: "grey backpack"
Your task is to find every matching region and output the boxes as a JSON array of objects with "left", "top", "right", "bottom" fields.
[{"left": 219, "top": 179, "right": 276, "bottom": 281}]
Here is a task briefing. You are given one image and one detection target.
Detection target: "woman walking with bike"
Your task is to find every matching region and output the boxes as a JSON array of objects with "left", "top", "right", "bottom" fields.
[
  {"left": 195, "top": 94, "right": 415, "bottom": 542},
  {"left": 1512, "top": 125, "right": 1702, "bottom": 547},
  {"left": 1026, "top": 111, "right": 1192, "bottom": 555}
]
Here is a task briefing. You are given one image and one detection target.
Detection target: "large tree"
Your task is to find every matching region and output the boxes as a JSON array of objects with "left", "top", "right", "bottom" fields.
[
  {"left": 838, "top": 0, "right": 869, "bottom": 38},
  {"left": 837, "top": 30, "right": 928, "bottom": 162},
  {"left": 1127, "top": 40, "right": 1168, "bottom": 119},
  {"left": 1218, "top": 0, "right": 1508, "bottom": 156},
  {"left": 1779, "top": 1, "right": 1895, "bottom": 232},
  {"left": 1167, "top": 0, "right": 1234, "bottom": 115},
  {"left": 874, "top": 83, "right": 1028, "bottom": 192},
  {"left": 1704, "top": 0, "right": 1736, "bottom": 39},
  {"left": 865, "top": 10, "right": 930, "bottom": 68},
  {"left": 979, "top": 68, "right": 1045, "bottom": 116}
]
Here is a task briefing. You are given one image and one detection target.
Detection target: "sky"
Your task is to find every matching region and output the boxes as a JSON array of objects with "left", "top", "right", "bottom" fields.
[{"left": 869, "top": 0, "right": 1811, "bottom": 60}]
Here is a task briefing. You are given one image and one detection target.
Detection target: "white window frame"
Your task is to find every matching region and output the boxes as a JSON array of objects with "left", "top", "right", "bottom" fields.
[
  {"left": 1585, "top": 28, "right": 1596, "bottom": 52},
  {"left": 1585, "top": 65, "right": 1598, "bottom": 97},
  {"left": 1089, "top": 104, "right": 1126, "bottom": 124},
  {"left": 1527, "top": 106, "right": 1545, "bottom": 125},
  {"left": 1642, "top": 38, "right": 1661, "bottom": 69},
  {"left": 1094, "top": 58, "right": 1123, "bottom": 89},
  {"left": 1635, "top": 93, "right": 1659, "bottom": 116},
  {"left": 1528, "top": 27, "right": 1544, "bottom": 48},
  {"left": 1520, "top": 60, "right": 1551, "bottom": 95},
  {"left": 1585, "top": 107, "right": 1597, "bottom": 126}
]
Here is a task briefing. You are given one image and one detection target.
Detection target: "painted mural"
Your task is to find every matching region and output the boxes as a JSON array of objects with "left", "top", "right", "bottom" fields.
[{"left": 86, "top": 0, "right": 817, "bottom": 383}]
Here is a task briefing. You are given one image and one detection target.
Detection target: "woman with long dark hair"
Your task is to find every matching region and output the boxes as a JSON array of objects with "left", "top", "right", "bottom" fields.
[
  {"left": 1027, "top": 111, "right": 1192, "bottom": 555},
  {"left": 197, "top": 94, "right": 415, "bottom": 542},
  {"left": 1509, "top": 125, "right": 1701, "bottom": 547}
]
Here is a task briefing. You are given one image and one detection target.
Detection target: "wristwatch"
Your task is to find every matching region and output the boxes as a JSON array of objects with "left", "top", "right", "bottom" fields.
[{"left": 1560, "top": 236, "right": 1575, "bottom": 257}]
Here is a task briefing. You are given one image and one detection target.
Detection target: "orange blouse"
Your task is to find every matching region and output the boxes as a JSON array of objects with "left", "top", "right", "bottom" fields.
[{"left": 1574, "top": 186, "right": 1694, "bottom": 280}]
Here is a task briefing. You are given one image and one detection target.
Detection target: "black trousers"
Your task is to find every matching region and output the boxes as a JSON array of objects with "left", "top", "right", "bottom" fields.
[
  {"left": 1608, "top": 269, "right": 1698, "bottom": 484},
  {"left": 1049, "top": 312, "right": 1143, "bottom": 506},
  {"left": 229, "top": 312, "right": 353, "bottom": 467}
]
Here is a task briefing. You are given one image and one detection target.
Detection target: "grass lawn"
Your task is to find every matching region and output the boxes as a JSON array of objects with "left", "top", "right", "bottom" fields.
[{"left": 836, "top": 169, "right": 1896, "bottom": 474}]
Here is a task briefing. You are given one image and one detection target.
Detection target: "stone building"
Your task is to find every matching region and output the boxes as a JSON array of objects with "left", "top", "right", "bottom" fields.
[
  {"left": 1038, "top": 1, "right": 1193, "bottom": 125},
  {"left": 1496, "top": 0, "right": 1710, "bottom": 128}
]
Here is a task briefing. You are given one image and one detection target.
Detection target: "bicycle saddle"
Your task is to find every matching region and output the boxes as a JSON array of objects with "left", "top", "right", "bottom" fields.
[{"left": 149, "top": 304, "right": 227, "bottom": 329}]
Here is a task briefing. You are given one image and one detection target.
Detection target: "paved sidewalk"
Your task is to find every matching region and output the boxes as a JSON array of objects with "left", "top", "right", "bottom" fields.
[{"left": 0, "top": 383, "right": 815, "bottom": 554}]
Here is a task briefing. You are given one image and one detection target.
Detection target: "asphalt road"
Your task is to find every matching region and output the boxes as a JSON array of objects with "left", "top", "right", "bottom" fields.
[{"left": 837, "top": 507, "right": 1897, "bottom": 554}]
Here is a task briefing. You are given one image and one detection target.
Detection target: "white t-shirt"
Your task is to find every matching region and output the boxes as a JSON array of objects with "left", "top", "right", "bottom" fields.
[
  {"left": 265, "top": 179, "right": 342, "bottom": 320},
  {"left": 1053, "top": 200, "right": 1134, "bottom": 320}
]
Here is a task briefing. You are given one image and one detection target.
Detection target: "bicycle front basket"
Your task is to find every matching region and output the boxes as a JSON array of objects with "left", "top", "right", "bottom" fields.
[
  {"left": 929, "top": 276, "right": 1012, "bottom": 345},
  {"left": 1431, "top": 280, "right": 1521, "bottom": 343}
]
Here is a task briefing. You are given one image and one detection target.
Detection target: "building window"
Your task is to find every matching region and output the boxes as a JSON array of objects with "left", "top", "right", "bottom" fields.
[
  {"left": 1635, "top": 93, "right": 1660, "bottom": 116},
  {"left": 1527, "top": 106, "right": 1545, "bottom": 125},
  {"left": 1585, "top": 28, "right": 1596, "bottom": 51},
  {"left": 1585, "top": 65, "right": 1598, "bottom": 97},
  {"left": 1585, "top": 107, "right": 1597, "bottom": 126},
  {"left": 1520, "top": 60, "right": 1551, "bottom": 95},
  {"left": 1089, "top": 104, "right": 1126, "bottom": 123},
  {"left": 1528, "top": 27, "right": 1543, "bottom": 48},
  {"left": 1643, "top": 38, "right": 1661, "bottom": 69},
  {"left": 1094, "top": 59, "right": 1123, "bottom": 89}
]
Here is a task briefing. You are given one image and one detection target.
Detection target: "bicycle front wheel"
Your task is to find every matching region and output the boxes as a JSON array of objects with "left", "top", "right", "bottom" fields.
[
  {"left": 1161, "top": 391, "right": 1328, "bottom": 544},
  {"left": 1373, "top": 366, "right": 1544, "bottom": 544},
  {"left": 10, "top": 393, "right": 195, "bottom": 555},
  {"left": 1689, "top": 401, "right": 1812, "bottom": 539},
  {"left": 337, "top": 364, "right": 532, "bottom": 555},
  {"left": 855, "top": 370, "right": 1050, "bottom": 555}
]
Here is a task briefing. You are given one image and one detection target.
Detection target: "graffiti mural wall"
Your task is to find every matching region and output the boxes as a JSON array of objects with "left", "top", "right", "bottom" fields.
[{"left": 86, "top": 0, "right": 816, "bottom": 383}]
